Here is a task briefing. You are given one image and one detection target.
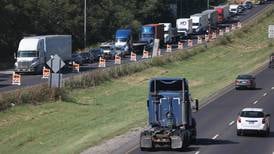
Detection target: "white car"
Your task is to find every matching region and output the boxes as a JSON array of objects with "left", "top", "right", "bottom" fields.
[{"left": 237, "top": 108, "right": 270, "bottom": 136}]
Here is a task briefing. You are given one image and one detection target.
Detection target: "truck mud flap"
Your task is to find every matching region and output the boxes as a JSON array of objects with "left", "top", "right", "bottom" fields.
[{"left": 170, "top": 136, "right": 182, "bottom": 149}]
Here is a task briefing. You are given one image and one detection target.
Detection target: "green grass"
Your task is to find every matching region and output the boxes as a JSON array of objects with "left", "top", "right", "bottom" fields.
[{"left": 1, "top": 6, "right": 274, "bottom": 154}]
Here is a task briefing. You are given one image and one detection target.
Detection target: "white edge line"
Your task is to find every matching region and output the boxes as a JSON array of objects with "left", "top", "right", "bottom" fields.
[
  {"left": 253, "top": 100, "right": 258, "bottom": 104},
  {"left": 229, "top": 121, "right": 235, "bottom": 126},
  {"left": 271, "top": 87, "right": 274, "bottom": 90},
  {"left": 263, "top": 93, "right": 267, "bottom": 96},
  {"left": 212, "top": 134, "right": 219, "bottom": 140}
]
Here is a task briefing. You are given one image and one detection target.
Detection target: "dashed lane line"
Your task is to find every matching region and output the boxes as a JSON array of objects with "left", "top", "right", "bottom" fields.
[
  {"left": 253, "top": 100, "right": 258, "bottom": 104},
  {"left": 263, "top": 93, "right": 267, "bottom": 96},
  {"left": 195, "top": 151, "right": 200, "bottom": 154},
  {"left": 212, "top": 134, "right": 219, "bottom": 140},
  {"left": 229, "top": 121, "right": 235, "bottom": 126}
]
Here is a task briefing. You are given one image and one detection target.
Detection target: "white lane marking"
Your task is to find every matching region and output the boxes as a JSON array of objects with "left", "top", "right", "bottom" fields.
[
  {"left": 263, "top": 93, "right": 267, "bottom": 96},
  {"left": 195, "top": 151, "right": 200, "bottom": 154},
  {"left": 271, "top": 87, "right": 274, "bottom": 90},
  {"left": 253, "top": 100, "right": 258, "bottom": 104},
  {"left": 212, "top": 134, "right": 219, "bottom": 140},
  {"left": 229, "top": 121, "right": 235, "bottom": 126}
]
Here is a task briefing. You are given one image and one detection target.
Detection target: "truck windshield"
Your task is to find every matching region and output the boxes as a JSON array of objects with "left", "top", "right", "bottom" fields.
[
  {"left": 116, "top": 38, "right": 127, "bottom": 42},
  {"left": 142, "top": 34, "right": 154, "bottom": 38},
  {"left": 18, "top": 51, "right": 38, "bottom": 57}
]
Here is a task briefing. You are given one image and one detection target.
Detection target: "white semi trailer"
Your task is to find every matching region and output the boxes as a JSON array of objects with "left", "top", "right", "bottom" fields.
[{"left": 14, "top": 35, "right": 72, "bottom": 74}]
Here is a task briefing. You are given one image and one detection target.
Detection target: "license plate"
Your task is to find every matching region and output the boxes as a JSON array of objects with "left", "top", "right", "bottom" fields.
[{"left": 249, "top": 122, "right": 254, "bottom": 124}]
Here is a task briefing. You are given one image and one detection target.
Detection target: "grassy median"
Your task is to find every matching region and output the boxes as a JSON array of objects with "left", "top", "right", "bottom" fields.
[{"left": 0, "top": 6, "right": 274, "bottom": 154}]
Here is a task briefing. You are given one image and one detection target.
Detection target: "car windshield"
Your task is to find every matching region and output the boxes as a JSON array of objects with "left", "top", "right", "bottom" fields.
[
  {"left": 72, "top": 54, "right": 80, "bottom": 58},
  {"left": 237, "top": 75, "right": 253, "bottom": 79},
  {"left": 18, "top": 50, "right": 38, "bottom": 57},
  {"left": 240, "top": 111, "right": 264, "bottom": 118}
]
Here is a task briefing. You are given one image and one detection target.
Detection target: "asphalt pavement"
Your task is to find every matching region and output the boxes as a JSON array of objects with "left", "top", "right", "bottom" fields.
[{"left": 124, "top": 61, "right": 274, "bottom": 154}]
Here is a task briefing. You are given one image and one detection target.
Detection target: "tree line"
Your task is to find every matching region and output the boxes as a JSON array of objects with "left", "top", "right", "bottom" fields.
[{"left": 0, "top": 0, "right": 208, "bottom": 62}]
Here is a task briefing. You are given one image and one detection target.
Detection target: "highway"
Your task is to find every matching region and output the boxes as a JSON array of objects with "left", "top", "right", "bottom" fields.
[
  {"left": 121, "top": 63, "right": 274, "bottom": 154},
  {"left": 0, "top": 3, "right": 271, "bottom": 92}
]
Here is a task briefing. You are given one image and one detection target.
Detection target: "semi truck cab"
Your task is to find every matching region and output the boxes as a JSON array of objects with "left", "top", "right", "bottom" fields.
[
  {"left": 114, "top": 29, "right": 132, "bottom": 55},
  {"left": 140, "top": 78, "right": 199, "bottom": 150},
  {"left": 15, "top": 38, "right": 45, "bottom": 73}
]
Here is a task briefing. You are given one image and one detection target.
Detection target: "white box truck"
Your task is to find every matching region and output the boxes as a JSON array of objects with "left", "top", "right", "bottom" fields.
[
  {"left": 202, "top": 9, "right": 218, "bottom": 28},
  {"left": 176, "top": 18, "right": 193, "bottom": 38},
  {"left": 14, "top": 35, "right": 72, "bottom": 74},
  {"left": 229, "top": 4, "right": 239, "bottom": 16},
  {"left": 159, "top": 23, "right": 179, "bottom": 44},
  {"left": 190, "top": 13, "right": 209, "bottom": 34}
]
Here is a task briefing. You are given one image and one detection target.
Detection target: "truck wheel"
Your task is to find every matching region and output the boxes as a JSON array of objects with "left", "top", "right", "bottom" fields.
[{"left": 237, "top": 130, "right": 241, "bottom": 136}]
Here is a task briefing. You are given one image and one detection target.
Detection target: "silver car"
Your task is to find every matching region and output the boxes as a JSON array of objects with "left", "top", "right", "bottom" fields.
[{"left": 235, "top": 74, "right": 256, "bottom": 90}]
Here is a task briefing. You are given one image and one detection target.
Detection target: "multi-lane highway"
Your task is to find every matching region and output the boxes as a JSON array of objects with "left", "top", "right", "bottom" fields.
[
  {"left": 119, "top": 63, "right": 274, "bottom": 154},
  {"left": 0, "top": 3, "right": 272, "bottom": 93}
]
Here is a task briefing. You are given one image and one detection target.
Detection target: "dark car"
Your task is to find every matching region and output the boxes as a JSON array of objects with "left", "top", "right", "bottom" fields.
[
  {"left": 235, "top": 74, "right": 256, "bottom": 90},
  {"left": 80, "top": 52, "right": 94, "bottom": 63},
  {"left": 71, "top": 53, "right": 84, "bottom": 65},
  {"left": 89, "top": 48, "right": 104, "bottom": 62},
  {"left": 269, "top": 53, "right": 274, "bottom": 68},
  {"left": 243, "top": 1, "right": 253, "bottom": 9}
]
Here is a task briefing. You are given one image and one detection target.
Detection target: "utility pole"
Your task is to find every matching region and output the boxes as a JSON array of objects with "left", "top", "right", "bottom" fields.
[{"left": 84, "top": 0, "right": 87, "bottom": 48}]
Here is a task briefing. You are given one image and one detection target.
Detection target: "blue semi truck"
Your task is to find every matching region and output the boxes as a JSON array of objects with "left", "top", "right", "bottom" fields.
[
  {"left": 140, "top": 77, "right": 199, "bottom": 150},
  {"left": 114, "top": 24, "right": 165, "bottom": 54},
  {"left": 114, "top": 29, "right": 133, "bottom": 56}
]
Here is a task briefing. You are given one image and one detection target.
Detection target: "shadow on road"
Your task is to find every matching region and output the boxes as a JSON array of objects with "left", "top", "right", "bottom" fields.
[
  {"left": 194, "top": 138, "right": 239, "bottom": 145},
  {"left": 0, "top": 84, "right": 11, "bottom": 88}
]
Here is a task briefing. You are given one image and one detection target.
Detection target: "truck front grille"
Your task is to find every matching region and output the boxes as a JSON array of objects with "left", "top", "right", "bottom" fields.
[{"left": 18, "top": 61, "right": 31, "bottom": 69}]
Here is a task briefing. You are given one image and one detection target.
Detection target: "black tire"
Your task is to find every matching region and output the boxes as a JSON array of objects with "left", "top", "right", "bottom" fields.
[{"left": 237, "top": 130, "right": 241, "bottom": 136}]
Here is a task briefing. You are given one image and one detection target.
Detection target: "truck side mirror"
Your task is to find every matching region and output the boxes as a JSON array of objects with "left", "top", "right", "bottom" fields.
[
  {"left": 14, "top": 52, "right": 17, "bottom": 59},
  {"left": 195, "top": 99, "right": 199, "bottom": 111},
  {"left": 266, "top": 114, "right": 270, "bottom": 117}
]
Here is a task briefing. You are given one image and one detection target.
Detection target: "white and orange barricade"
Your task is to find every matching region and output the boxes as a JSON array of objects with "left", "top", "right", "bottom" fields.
[
  {"left": 212, "top": 32, "right": 217, "bottom": 40},
  {"left": 178, "top": 41, "right": 184, "bottom": 49},
  {"left": 237, "top": 22, "right": 242, "bottom": 29},
  {"left": 12, "top": 72, "right": 21, "bottom": 86},
  {"left": 225, "top": 27, "right": 230, "bottom": 33},
  {"left": 188, "top": 39, "right": 193, "bottom": 47},
  {"left": 205, "top": 34, "right": 209, "bottom": 42},
  {"left": 142, "top": 49, "right": 149, "bottom": 59},
  {"left": 114, "top": 55, "right": 121, "bottom": 64},
  {"left": 231, "top": 24, "right": 236, "bottom": 31},
  {"left": 98, "top": 57, "right": 106, "bottom": 68},
  {"left": 72, "top": 62, "right": 80, "bottom": 72},
  {"left": 157, "top": 48, "right": 161, "bottom": 56},
  {"left": 197, "top": 36, "right": 203, "bottom": 44},
  {"left": 130, "top": 52, "right": 137, "bottom": 61},
  {"left": 166, "top": 44, "right": 172, "bottom": 52},
  {"left": 42, "top": 67, "right": 51, "bottom": 78},
  {"left": 219, "top": 29, "right": 224, "bottom": 36}
]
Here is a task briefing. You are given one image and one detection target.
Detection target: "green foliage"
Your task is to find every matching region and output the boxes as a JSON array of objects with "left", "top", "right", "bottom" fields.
[{"left": 0, "top": 0, "right": 207, "bottom": 66}]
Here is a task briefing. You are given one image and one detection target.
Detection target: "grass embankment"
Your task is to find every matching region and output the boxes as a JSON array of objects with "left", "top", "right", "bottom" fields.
[{"left": 1, "top": 7, "right": 274, "bottom": 154}]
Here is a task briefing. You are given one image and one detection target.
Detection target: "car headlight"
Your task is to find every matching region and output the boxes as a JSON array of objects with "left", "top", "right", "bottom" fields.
[{"left": 14, "top": 62, "right": 18, "bottom": 67}]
